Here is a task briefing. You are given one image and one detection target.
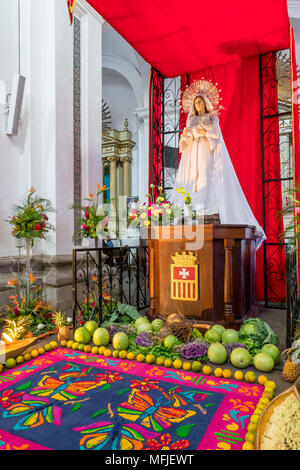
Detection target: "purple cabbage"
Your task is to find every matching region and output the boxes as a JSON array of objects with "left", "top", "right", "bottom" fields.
[
  {"left": 135, "top": 332, "right": 155, "bottom": 347},
  {"left": 177, "top": 341, "right": 209, "bottom": 360},
  {"left": 225, "top": 343, "right": 248, "bottom": 357}
]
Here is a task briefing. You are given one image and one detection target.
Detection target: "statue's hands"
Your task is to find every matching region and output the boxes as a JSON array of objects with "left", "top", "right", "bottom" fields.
[
  {"left": 182, "top": 127, "right": 189, "bottom": 137},
  {"left": 196, "top": 128, "right": 207, "bottom": 136}
]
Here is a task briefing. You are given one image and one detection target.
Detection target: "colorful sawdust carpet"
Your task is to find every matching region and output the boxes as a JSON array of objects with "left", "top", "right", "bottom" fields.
[{"left": 0, "top": 348, "right": 264, "bottom": 450}]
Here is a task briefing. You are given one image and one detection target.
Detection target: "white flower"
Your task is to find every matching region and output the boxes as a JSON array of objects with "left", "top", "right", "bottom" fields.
[
  {"left": 37, "top": 323, "right": 44, "bottom": 330},
  {"left": 67, "top": 317, "right": 72, "bottom": 324}
]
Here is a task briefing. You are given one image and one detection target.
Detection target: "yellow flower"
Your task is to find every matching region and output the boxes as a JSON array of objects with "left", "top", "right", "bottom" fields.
[
  {"left": 157, "top": 197, "right": 164, "bottom": 202},
  {"left": 144, "top": 220, "right": 151, "bottom": 226}
]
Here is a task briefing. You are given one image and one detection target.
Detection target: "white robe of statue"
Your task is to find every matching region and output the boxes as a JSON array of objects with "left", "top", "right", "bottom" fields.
[{"left": 172, "top": 111, "right": 266, "bottom": 250}]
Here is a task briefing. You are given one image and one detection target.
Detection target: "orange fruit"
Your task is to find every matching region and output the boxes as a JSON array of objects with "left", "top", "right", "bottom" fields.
[
  {"left": 38, "top": 348, "right": 45, "bottom": 355},
  {"left": 24, "top": 353, "right": 32, "bottom": 361},
  {"left": 16, "top": 356, "right": 24, "bottom": 364},
  {"left": 136, "top": 354, "right": 145, "bottom": 363},
  {"left": 113, "top": 350, "right": 120, "bottom": 358},
  {"left": 258, "top": 375, "right": 268, "bottom": 385},
  {"left": 164, "top": 358, "right": 172, "bottom": 368},
  {"left": 222, "top": 369, "right": 232, "bottom": 379},
  {"left": 127, "top": 352, "right": 135, "bottom": 360},
  {"left": 104, "top": 349, "right": 112, "bottom": 357},
  {"left": 183, "top": 362, "right": 192, "bottom": 371},
  {"left": 84, "top": 345, "right": 91, "bottom": 353},
  {"left": 234, "top": 370, "right": 244, "bottom": 381},
  {"left": 60, "top": 340, "right": 67, "bottom": 348},
  {"left": 119, "top": 350, "right": 127, "bottom": 359},
  {"left": 214, "top": 368, "right": 223, "bottom": 377},
  {"left": 31, "top": 350, "right": 39, "bottom": 358},
  {"left": 202, "top": 365, "right": 212, "bottom": 375},
  {"left": 242, "top": 442, "right": 254, "bottom": 450},
  {"left": 91, "top": 347, "right": 99, "bottom": 354},
  {"left": 99, "top": 346, "right": 106, "bottom": 355},
  {"left": 173, "top": 360, "right": 182, "bottom": 369}
]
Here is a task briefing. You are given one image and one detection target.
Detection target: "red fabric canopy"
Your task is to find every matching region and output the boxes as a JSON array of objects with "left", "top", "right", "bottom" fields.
[{"left": 87, "top": 0, "right": 290, "bottom": 77}]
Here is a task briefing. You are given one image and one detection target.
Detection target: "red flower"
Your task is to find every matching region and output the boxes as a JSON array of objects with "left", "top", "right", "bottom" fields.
[
  {"left": 82, "top": 224, "right": 89, "bottom": 231},
  {"left": 295, "top": 207, "right": 300, "bottom": 216},
  {"left": 14, "top": 307, "right": 20, "bottom": 316},
  {"left": 43, "top": 214, "right": 49, "bottom": 221},
  {"left": 145, "top": 433, "right": 190, "bottom": 451},
  {"left": 95, "top": 371, "right": 123, "bottom": 384},
  {"left": 85, "top": 211, "right": 89, "bottom": 219},
  {"left": 0, "top": 390, "right": 24, "bottom": 409},
  {"left": 130, "top": 378, "right": 163, "bottom": 392},
  {"left": 34, "top": 224, "right": 42, "bottom": 231}
]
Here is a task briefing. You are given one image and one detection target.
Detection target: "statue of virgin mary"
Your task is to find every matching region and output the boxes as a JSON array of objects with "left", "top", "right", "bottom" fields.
[{"left": 171, "top": 79, "right": 266, "bottom": 249}]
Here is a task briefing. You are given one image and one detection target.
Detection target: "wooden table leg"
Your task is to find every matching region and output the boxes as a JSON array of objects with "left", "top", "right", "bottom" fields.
[{"left": 224, "top": 238, "right": 235, "bottom": 324}]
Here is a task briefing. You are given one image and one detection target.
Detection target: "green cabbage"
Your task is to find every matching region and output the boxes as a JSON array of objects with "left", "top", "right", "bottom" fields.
[{"left": 238, "top": 318, "right": 278, "bottom": 357}]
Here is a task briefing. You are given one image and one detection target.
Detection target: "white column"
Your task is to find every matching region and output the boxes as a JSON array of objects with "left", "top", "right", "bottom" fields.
[
  {"left": 135, "top": 106, "right": 149, "bottom": 203},
  {"left": 76, "top": 1, "right": 104, "bottom": 206}
]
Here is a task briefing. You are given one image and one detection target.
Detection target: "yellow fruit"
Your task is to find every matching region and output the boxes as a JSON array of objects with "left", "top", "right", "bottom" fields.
[
  {"left": 250, "top": 414, "right": 260, "bottom": 424},
  {"left": 31, "top": 350, "right": 39, "bottom": 358},
  {"left": 191, "top": 361, "right": 201, "bottom": 372},
  {"left": 38, "top": 348, "right": 45, "bottom": 355},
  {"left": 264, "top": 386, "right": 274, "bottom": 395},
  {"left": 67, "top": 341, "right": 74, "bottom": 349},
  {"left": 146, "top": 354, "right": 155, "bottom": 364},
  {"left": 256, "top": 403, "right": 266, "bottom": 412},
  {"left": 113, "top": 350, "right": 120, "bottom": 358},
  {"left": 16, "top": 356, "right": 24, "bottom": 364},
  {"left": 262, "top": 391, "right": 273, "bottom": 400},
  {"left": 265, "top": 380, "right": 276, "bottom": 390},
  {"left": 84, "top": 345, "right": 92, "bottom": 353},
  {"left": 223, "top": 369, "right": 232, "bottom": 379},
  {"left": 136, "top": 354, "right": 145, "bottom": 363},
  {"left": 91, "top": 347, "right": 99, "bottom": 354},
  {"left": 245, "top": 432, "right": 255, "bottom": 444},
  {"left": 72, "top": 343, "right": 79, "bottom": 350},
  {"left": 254, "top": 408, "right": 262, "bottom": 416},
  {"left": 99, "top": 346, "right": 106, "bottom": 355},
  {"left": 24, "top": 353, "right": 32, "bottom": 361},
  {"left": 45, "top": 344, "right": 52, "bottom": 352},
  {"left": 245, "top": 371, "right": 256, "bottom": 383},
  {"left": 119, "top": 350, "right": 127, "bottom": 359},
  {"left": 242, "top": 442, "right": 254, "bottom": 450},
  {"left": 60, "top": 340, "right": 67, "bottom": 348},
  {"left": 183, "top": 362, "right": 192, "bottom": 371},
  {"left": 50, "top": 341, "right": 57, "bottom": 349},
  {"left": 234, "top": 370, "right": 244, "bottom": 381},
  {"left": 5, "top": 358, "right": 16, "bottom": 369},
  {"left": 258, "top": 375, "right": 268, "bottom": 385},
  {"left": 259, "top": 397, "right": 270, "bottom": 407},
  {"left": 104, "top": 349, "right": 112, "bottom": 357},
  {"left": 164, "top": 358, "right": 172, "bottom": 368},
  {"left": 173, "top": 360, "right": 182, "bottom": 369},
  {"left": 214, "top": 368, "right": 223, "bottom": 377},
  {"left": 126, "top": 352, "right": 135, "bottom": 360},
  {"left": 156, "top": 357, "right": 165, "bottom": 366},
  {"left": 202, "top": 365, "right": 212, "bottom": 375},
  {"left": 247, "top": 423, "right": 257, "bottom": 433},
  {"left": 78, "top": 344, "right": 85, "bottom": 351}
]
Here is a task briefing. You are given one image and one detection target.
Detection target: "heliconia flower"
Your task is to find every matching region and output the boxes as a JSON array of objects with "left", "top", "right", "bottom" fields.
[
  {"left": 7, "top": 279, "right": 17, "bottom": 287},
  {"left": 34, "top": 224, "right": 42, "bottom": 231},
  {"left": 85, "top": 211, "right": 89, "bottom": 219},
  {"left": 97, "top": 183, "right": 107, "bottom": 192},
  {"left": 14, "top": 307, "right": 20, "bottom": 316},
  {"left": 29, "top": 187, "right": 35, "bottom": 194},
  {"left": 30, "top": 273, "right": 35, "bottom": 283}
]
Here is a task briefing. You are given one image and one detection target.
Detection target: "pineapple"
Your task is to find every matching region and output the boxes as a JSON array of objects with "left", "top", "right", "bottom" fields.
[
  {"left": 282, "top": 340, "right": 300, "bottom": 383},
  {"left": 53, "top": 312, "right": 70, "bottom": 342},
  {"left": 3, "top": 315, "right": 33, "bottom": 342}
]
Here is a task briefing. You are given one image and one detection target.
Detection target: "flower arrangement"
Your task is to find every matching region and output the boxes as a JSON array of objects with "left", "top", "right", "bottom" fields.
[
  {"left": 6, "top": 187, "right": 55, "bottom": 245},
  {"left": 73, "top": 184, "right": 109, "bottom": 244},
  {"left": 128, "top": 185, "right": 185, "bottom": 228},
  {"left": 3, "top": 275, "right": 56, "bottom": 335}
]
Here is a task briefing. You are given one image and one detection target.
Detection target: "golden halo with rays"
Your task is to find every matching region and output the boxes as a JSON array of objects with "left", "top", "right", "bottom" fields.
[
  {"left": 276, "top": 51, "right": 300, "bottom": 112},
  {"left": 182, "top": 78, "right": 223, "bottom": 114}
]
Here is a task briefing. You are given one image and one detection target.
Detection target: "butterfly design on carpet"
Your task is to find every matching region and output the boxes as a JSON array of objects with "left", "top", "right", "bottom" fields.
[
  {"left": 72, "top": 420, "right": 160, "bottom": 451},
  {"left": 118, "top": 389, "right": 196, "bottom": 432},
  {"left": 3, "top": 395, "right": 62, "bottom": 430},
  {"left": 161, "top": 386, "right": 211, "bottom": 408}
]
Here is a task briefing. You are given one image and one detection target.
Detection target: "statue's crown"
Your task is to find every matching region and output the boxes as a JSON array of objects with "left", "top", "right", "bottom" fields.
[{"left": 171, "top": 251, "right": 197, "bottom": 266}]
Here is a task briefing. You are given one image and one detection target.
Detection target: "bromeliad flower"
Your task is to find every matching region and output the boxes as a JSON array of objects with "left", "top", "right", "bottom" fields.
[
  {"left": 0, "top": 390, "right": 24, "bottom": 409},
  {"left": 130, "top": 378, "right": 163, "bottom": 393},
  {"left": 95, "top": 371, "right": 124, "bottom": 384},
  {"left": 144, "top": 433, "right": 190, "bottom": 450}
]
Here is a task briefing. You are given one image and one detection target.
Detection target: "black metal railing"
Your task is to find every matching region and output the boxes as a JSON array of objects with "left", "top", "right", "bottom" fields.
[
  {"left": 286, "top": 246, "right": 299, "bottom": 347},
  {"left": 72, "top": 246, "right": 149, "bottom": 328}
]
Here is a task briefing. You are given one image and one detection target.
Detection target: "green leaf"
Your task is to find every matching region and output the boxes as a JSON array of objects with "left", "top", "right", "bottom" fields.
[
  {"left": 72, "top": 403, "right": 82, "bottom": 412},
  {"left": 99, "top": 384, "right": 111, "bottom": 391},
  {"left": 118, "top": 388, "right": 131, "bottom": 396},
  {"left": 92, "top": 409, "right": 107, "bottom": 418},
  {"left": 176, "top": 424, "right": 195, "bottom": 438},
  {"left": 16, "top": 381, "right": 32, "bottom": 391}
]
